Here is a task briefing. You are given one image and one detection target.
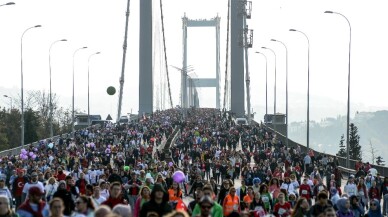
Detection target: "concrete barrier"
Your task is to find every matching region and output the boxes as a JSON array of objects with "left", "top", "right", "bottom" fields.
[{"left": 0, "top": 135, "right": 61, "bottom": 158}]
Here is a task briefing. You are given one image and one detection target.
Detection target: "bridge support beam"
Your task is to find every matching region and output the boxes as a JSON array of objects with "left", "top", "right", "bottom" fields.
[
  {"left": 139, "top": 0, "right": 153, "bottom": 115},
  {"left": 230, "top": 0, "right": 245, "bottom": 117}
]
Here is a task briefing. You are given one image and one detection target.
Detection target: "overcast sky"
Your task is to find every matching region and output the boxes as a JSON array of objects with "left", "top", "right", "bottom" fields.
[{"left": 1, "top": 0, "right": 387, "bottom": 123}]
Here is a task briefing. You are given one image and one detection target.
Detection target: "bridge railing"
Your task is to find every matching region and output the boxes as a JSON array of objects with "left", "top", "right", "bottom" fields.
[
  {"left": 251, "top": 120, "right": 388, "bottom": 177},
  {"left": 0, "top": 135, "right": 62, "bottom": 158}
]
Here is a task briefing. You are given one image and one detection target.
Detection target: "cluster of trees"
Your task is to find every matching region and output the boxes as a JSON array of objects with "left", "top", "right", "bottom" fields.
[
  {"left": 337, "top": 123, "right": 384, "bottom": 165},
  {"left": 337, "top": 123, "right": 362, "bottom": 160},
  {"left": 0, "top": 91, "right": 73, "bottom": 150}
]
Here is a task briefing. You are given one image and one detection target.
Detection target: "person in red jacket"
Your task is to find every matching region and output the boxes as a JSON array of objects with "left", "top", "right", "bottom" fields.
[
  {"left": 101, "top": 182, "right": 128, "bottom": 209},
  {"left": 273, "top": 193, "right": 291, "bottom": 217},
  {"left": 56, "top": 167, "right": 66, "bottom": 181},
  {"left": 75, "top": 172, "right": 88, "bottom": 195},
  {"left": 299, "top": 178, "right": 312, "bottom": 205},
  {"left": 369, "top": 180, "right": 381, "bottom": 201}
]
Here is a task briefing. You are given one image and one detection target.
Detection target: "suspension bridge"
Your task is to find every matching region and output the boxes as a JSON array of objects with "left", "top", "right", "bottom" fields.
[{"left": 1, "top": 0, "right": 388, "bottom": 183}]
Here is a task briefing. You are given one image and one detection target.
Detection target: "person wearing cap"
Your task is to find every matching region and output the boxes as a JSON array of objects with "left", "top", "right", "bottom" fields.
[
  {"left": 140, "top": 183, "right": 172, "bottom": 217},
  {"left": 17, "top": 186, "right": 47, "bottom": 217},
  {"left": 126, "top": 171, "right": 143, "bottom": 212},
  {"left": 12, "top": 169, "right": 29, "bottom": 209},
  {"left": 0, "top": 177, "right": 13, "bottom": 208},
  {"left": 22, "top": 171, "right": 44, "bottom": 203}
]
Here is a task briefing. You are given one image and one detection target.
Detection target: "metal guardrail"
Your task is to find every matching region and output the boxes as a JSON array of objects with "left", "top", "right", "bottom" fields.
[{"left": 250, "top": 120, "right": 388, "bottom": 177}]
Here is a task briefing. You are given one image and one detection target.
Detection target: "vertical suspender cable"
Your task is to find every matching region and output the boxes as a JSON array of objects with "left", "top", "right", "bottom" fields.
[
  {"left": 117, "top": 0, "right": 131, "bottom": 121},
  {"left": 223, "top": 0, "right": 231, "bottom": 110},
  {"left": 160, "top": 0, "right": 174, "bottom": 108}
]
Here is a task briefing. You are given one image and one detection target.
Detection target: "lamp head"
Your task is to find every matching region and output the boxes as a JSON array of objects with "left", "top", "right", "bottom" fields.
[
  {"left": 289, "top": 29, "right": 296, "bottom": 32},
  {"left": 3, "top": 95, "right": 8, "bottom": 98},
  {"left": 60, "top": 39, "right": 67, "bottom": 42},
  {"left": 82, "top": 46, "right": 87, "bottom": 49},
  {"left": 324, "top": 11, "right": 333, "bottom": 14},
  {"left": 255, "top": 51, "right": 261, "bottom": 53},
  {"left": 34, "top": 25, "right": 42, "bottom": 28},
  {"left": 6, "top": 2, "right": 15, "bottom": 5},
  {"left": 261, "top": 47, "right": 267, "bottom": 49},
  {"left": 96, "top": 52, "right": 101, "bottom": 54},
  {"left": 270, "top": 39, "right": 277, "bottom": 42}
]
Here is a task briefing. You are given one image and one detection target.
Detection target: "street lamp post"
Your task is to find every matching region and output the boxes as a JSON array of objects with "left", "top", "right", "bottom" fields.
[
  {"left": 0, "top": 2, "right": 15, "bottom": 7},
  {"left": 289, "top": 28, "right": 310, "bottom": 150},
  {"left": 271, "top": 39, "right": 289, "bottom": 147},
  {"left": 3, "top": 95, "right": 12, "bottom": 110},
  {"left": 254, "top": 52, "right": 268, "bottom": 118},
  {"left": 49, "top": 39, "right": 67, "bottom": 138},
  {"left": 261, "top": 47, "right": 277, "bottom": 117},
  {"left": 87, "top": 52, "right": 101, "bottom": 125},
  {"left": 261, "top": 47, "right": 277, "bottom": 136},
  {"left": 21, "top": 25, "right": 41, "bottom": 148},
  {"left": 324, "top": 11, "right": 352, "bottom": 168},
  {"left": 72, "top": 46, "right": 88, "bottom": 136}
]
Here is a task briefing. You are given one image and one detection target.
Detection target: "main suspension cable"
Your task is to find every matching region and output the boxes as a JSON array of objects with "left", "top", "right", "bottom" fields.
[
  {"left": 223, "top": 0, "right": 231, "bottom": 110},
  {"left": 159, "top": 0, "right": 174, "bottom": 108}
]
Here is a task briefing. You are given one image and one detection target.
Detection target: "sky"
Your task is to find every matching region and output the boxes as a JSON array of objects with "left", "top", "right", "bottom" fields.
[{"left": 1, "top": 0, "right": 388, "bottom": 124}]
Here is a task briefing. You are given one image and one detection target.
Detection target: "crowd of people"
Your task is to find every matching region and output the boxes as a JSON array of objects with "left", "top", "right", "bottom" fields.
[{"left": 0, "top": 108, "right": 386, "bottom": 217}]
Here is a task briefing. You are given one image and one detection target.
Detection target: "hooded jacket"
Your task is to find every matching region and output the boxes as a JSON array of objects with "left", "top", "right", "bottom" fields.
[
  {"left": 349, "top": 195, "right": 364, "bottom": 217},
  {"left": 52, "top": 180, "right": 75, "bottom": 216},
  {"left": 336, "top": 198, "right": 354, "bottom": 217},
  {"left": 366, "top": 199, "right": 382, "bottom": 217},
  {"left": 140, "top": 184, "right": 172, "bottom": 217}
]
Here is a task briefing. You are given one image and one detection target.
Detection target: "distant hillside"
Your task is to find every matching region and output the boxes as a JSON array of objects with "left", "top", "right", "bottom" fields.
[{"left": 289, "top": 110, "right": 388, "bottom": 162}]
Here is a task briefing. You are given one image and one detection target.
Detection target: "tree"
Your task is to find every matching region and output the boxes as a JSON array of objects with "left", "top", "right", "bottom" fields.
[
  {"left": 24, "top": 108, "right": 40, "bottom": 145},
  {"left": 0, "top": 107, "right": 10, "bottom": 150},
  {"left": 367, "top": 139, "right": 377, "bottom": 164},
  {"left": 337, "top": 134, "right": 346, "bottom": 157},
  {"left": 376, "top": 156, "right": 385, "bottom": 166},
  {"left": 349, "top": 123, "right": 362, "bottom": 161}
]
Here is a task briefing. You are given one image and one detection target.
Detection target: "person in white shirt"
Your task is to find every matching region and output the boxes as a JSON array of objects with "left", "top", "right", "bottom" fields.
[
  {"left": 369, "top": 166, "right": 378, "bottom": 177},
  {"left": 99, "top": 181, "right": 110, "bottom": 199},
  {"left": 22, "top": 172, "right": 45, "bottom": 202},
  {"left": 280, "top": 177, "right": 295, "bottom": 196},
  {"left": 44, "top": 177, "right": 58, "bottom": 202},
  {"left": 88, "top": 166, "right": 99, "bottom": 185},
  {"left": 0, "top": 178, "right": 12, "bottom": 208},
  {"left": 344, "top": 175, "right": 357, "bottom": 197},
  {"left": 290, "top": 174, "right": 300, "bottom": 195},
  {"left": 91, "top": 184, "right": 106, "bottom": 206}
]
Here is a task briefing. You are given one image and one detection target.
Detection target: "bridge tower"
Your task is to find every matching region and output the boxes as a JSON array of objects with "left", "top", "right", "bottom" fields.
[
  {"left": 139, "top": 0, "right": 153, "bottom": 116},
  {"left": 182, "top": 15, "right": 221, "bottom": 109},
  {"left": 230, "top": 0, "right": 245, "bottom": 117}
]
